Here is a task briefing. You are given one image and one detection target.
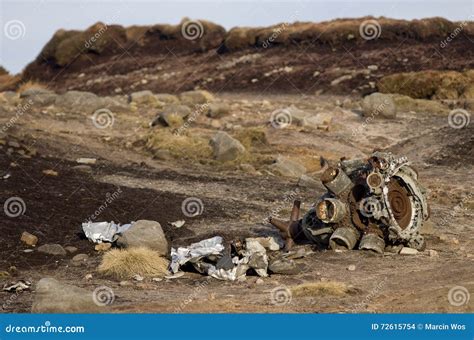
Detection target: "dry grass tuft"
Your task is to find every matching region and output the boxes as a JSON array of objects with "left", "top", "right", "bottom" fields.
[
  {"left": 146, "top": 129, "right": 212, "bottom": 161},
  {"left": 17, "top": 80, "right": 47, "bottom": 94},
  {"left": 98, "top": 247, "right": 170, "bottom": 279},
  {"left": 291, "top": 281, "right": 349, "bottom": 297}
]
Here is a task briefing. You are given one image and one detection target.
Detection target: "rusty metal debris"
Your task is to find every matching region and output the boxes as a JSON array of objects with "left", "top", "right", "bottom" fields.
[{"left": 270, "top": 152, "right": 429, "bottom": 254}]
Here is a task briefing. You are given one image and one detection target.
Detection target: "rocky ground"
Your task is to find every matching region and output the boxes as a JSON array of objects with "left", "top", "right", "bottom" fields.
[{"left": 0, "top": 85, "right": 472, "bottom": 313}]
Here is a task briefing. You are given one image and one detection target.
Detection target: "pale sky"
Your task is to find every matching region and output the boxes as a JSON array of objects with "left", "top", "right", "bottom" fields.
[{"left": 1, "top": 0, "right": 473, "bottom": 73}]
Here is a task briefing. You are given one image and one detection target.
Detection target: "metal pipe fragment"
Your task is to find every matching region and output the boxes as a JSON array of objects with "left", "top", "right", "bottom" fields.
[
  {"left": 359, "top": 233, "right": 385, "bottom": 254},
  {"left": 316, "top": 198, "right": 347, "bottom": 223},
  {"left": 329, "top": 226, "right": 360, "bottom": 251},
  {"left": 321, "top": 167, "right": 353, "bottom": 196}
]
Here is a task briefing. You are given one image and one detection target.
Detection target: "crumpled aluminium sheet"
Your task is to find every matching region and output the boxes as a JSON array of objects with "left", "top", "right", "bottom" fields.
[
  {"left": 170, "top": 236, "right": 269, "bottom": 281},
  {"left": 82, "top": 221, "right": 133, "bottom": 243},
  {"left": 170, "top": 236, "right": 225, "bottom": 274}
]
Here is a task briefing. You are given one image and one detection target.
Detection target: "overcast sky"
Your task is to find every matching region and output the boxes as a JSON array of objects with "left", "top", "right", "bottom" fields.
[{"left": 1, "top": 0, "right": 473, "bottom": 73}]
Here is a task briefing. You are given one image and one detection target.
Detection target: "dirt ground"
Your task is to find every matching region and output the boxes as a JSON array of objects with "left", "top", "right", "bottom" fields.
[{"left": 0, "top": 92, "right": 472, "bottom": 313}]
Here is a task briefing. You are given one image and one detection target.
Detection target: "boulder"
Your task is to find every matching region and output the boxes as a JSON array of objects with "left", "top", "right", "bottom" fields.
[
  {"left": 152, "top": 104, "right": 191, "bottom": 127},
  {"left": 37, "top": 244, "right": 67, "bottom": 256},
  {"left": 155, "top": 93, "right": 180, "bottom": 104},
  {"left": 205, "top": 102, "right": 231, "bottom": 118},
  {"left": 268, "top": 258, "right": 301, "bottom": 275},
  {"left": 362, "top": 93, "right": 397, "bottom": 119},
  {"left": 71, "top": 253, "right": 89, "bottom": 266},
  {"left": 209, "top": 131, "right": 246, "bottom": 161},
  {"left": 269, "top": 156, "right": 306, "bottom": 178},
  {"left": 55, "top": 91, "right": 104, "bottom": 113},
  {"left": 32, "top": 278, "right": 105, "bottom": 313},
  {"left": 117, "top": 220, "right": 168, "bottom": 256},
  {"left": 129, "top": 90, "right": 159, "bottom": 106},
  {"left": 20, "top": 88, "right": 57, "bottom": 107},
  {"left": 180, "top": 90, "right": 214, "bottom": 106}
]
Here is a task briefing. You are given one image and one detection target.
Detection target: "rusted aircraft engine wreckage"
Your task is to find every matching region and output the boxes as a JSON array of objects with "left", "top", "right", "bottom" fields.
[{"left": 270, "top": 152, "right": 430, "bottom": 254}]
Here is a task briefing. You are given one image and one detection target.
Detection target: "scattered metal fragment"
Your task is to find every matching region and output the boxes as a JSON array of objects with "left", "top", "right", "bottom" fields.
[
  {"left": 82, "top": 221, "right": 134, "bottom": 243},
  {"left": 169, "top": 220, "right": 186, "bottom": 228},
  {"left": 270, "top": 151, "right": 429, "bottom": 253},
  {"left": 3, "top": 280, "right": 32, "bottom": 292}
]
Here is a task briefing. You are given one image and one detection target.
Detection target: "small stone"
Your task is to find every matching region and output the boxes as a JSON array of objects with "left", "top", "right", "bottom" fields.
[
  {"left": 347, "top": 264, "right": 356, "bottom": 271},
  {"left": 268, "top": 258, "right": 300, "bottom": 275},
  {"left": 64, "top": 246, "right": 78, "bottom": 253},
  {"left": 384, "top": 244, "right": 403, "bottom": 254},
  {"left": 427, "top": 249, "right": 438, "bottom": 257},
  {"left": 84, "top": 273, "right": 93, "bottom": 281},
  {"left": 269, "top": 156, "right": 306, "bottom": 178},
  {"left": 251, "top": 78, "right": 258, "bottom": 83},
  {"left": 400, "top": 247, "right": 419, "bottom": 255},
  {"left": 451, "top": 238, "right": 459, "bottom": 245},
  {"left": 209, "top": 131, "right": 246, "bottom": 162},
  {"left": 20, "top": 231, "right": 38, "bottom": 246},
  {"left": 179, "top": 90, "right": 214, "bottom": 106},
  {"left": 206, "top": 102, "right": 231, "bottom": 118},
  {"left": 210, "top": 119, "right": 222, "bottom": 128},
  {"left": 95, "top": 243, "right": 112, "bottom": 252},
  {"left": 37, "top": 244, "right": 67, "bottom": 256},
  {"left": 256, "top": 278, "right": 264, "bottom": 285},
  {"left": 72, "top": 165, "right": 92, "bottom": 173},
  {"left": 23, "top": 249, "right": 34, "bottom": 253},
  {"left": 119, "top": 281, "right": 131, "bottom": 286},
  {"left": 170, "top": 220, "right": 185, "bottom": 228},
  {"left": 42, "top": 169, "right": 58, "bottom": 176},
  {"left": 117, "top": 220, "right": 168, "bottom": 256},
  {"left": 152, "top": 277, "right": 163, "bottom": 282},
  {"left": 133, "top": 274, "right": 144, "bottom": 281},
  {"left": 313, "top": 71, "right": 321, "bottom": 77},
  {"left": 362, "top": 93, "right": 397, "bottom": 119},
  {"left": 367, "top": 65, "right": 378, "bottom": 71},
  {"left": 71, "top": 253, "right": 89, "bottom": 266},
  {"left": 76, "top": 158, "right": 97, "bottom": 165}
]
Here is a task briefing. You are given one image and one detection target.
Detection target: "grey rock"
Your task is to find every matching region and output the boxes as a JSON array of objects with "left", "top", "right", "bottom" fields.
[
  {"left": 72, "top": 165, "right": 93, "bottom": 173},
  {"left": 283, "top": 105, "right": 311, "bottom": 126},
  {"left": 209, "top": 132, "right": 246, "bottom": 161},
  {"left": 99, "top": 96, "right": 129, "bottom": 112},
  {"left": 269, "top": 156, "right": 306, "bottom": 178},
  {"left": 55, "top": 91, "right": 103, "bottom": 113},
  {"left": 129, "top": 90, "right": 158, "bottom": 106},
  {"left": 64, "top": 246, "right": 78, "bottom": 253},
  {"left": 268, "top": 258, "right": 301, "bottom": 275},
  {"left": 32, "top": 278, "right": 104, "bottom": 313},
  {"left": 71, "top": 253, "right": 89, "bottom": 267},
  {"left": 362, "top": 93, "right": 397, "bottom": 119},
  {"left": 155, "top": 93, "right": 180, "bottom": 104},
  {"left": 37, "top": 244, "right": 67, "bottom": 256},
  {"left": 400, "top": 247, "right": 419, "bottom": 255},
  {"left": 117, "top": 220, "right": 168, "bottom": 256},
  {"left": 151, "top": 104, "right": 191, "bottom": 127},
  {"left": 206, "top": 102, "right": 231, "bottom": 118}
]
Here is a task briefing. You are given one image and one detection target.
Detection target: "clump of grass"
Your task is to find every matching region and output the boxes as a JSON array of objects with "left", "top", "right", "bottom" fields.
[
  {"left": 291, "top": 281, "right": 349, "bottom": 297},
  {"left": 146, "top": 130, "right": 212, "bottom": 161},
  {"left": 98, "top": 247, "right": 169, "bottom": 279}
]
